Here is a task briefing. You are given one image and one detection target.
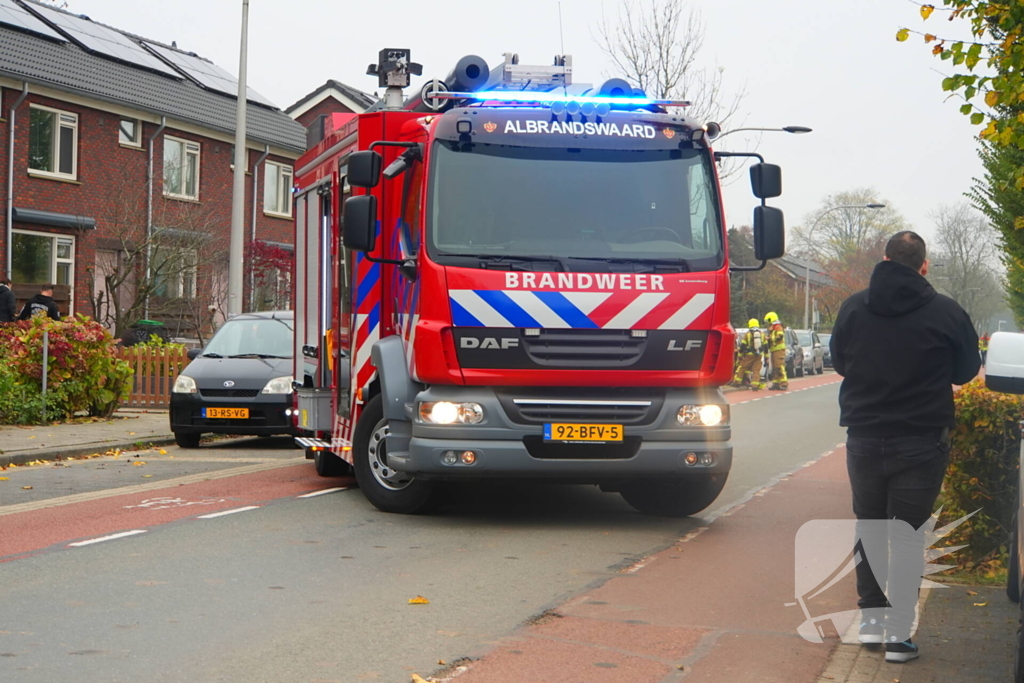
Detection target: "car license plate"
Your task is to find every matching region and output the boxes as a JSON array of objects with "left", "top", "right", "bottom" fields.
[
  {"left": 204, "top": 407, "right": 249, "bottom": 419},
  {"left": 544, "top": 423, "right": 623, "bottom": 442}
]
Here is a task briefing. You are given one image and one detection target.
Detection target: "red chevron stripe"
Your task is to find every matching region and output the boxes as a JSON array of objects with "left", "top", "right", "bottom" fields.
[{"left": 586, "top": 291, "right": 642, "bottom": 328}]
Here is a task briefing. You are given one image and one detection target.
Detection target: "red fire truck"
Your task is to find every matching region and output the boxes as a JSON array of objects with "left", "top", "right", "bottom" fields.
[{"left": 292, "top": 49, "right": 786, "bottom": 515}]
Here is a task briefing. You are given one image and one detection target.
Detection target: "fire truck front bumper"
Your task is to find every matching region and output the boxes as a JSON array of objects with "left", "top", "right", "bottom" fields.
[{"left": 388, "top": 386, "right": 732, "bottom": 480}]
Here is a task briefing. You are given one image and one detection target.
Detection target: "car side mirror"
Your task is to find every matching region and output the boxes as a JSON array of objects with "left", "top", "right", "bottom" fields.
[
  {"left": 986, "top": 332, "right": 1024, "bottom": 394},
  {"left": 187, "top": 348, "right": 202, "bottom": 360},
  {"left": 750, "top": 163, "right": 782, "bottom": 199},
  {"left": 753, "top": 206, "right": 785, "bottom": 260},
  {"left": 343, "top": 195, "right": 378, "bottom": 252},
  {"left": 347, "top": 150, "right": 382, "bottom": 188}
]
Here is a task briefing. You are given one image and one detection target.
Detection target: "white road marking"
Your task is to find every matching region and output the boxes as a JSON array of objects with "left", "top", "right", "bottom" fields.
[
  {"left": 196, "top": 506, "right": 260, "bottom": 519},
  {"left": 68, "top": 530, "right": 147, "bottom": 547},
  {"left": 297, "top": 487, "right": 348, "bottom": 498}
]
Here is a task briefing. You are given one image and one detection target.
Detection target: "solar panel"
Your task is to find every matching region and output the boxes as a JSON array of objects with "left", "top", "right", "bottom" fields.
[
  {"left": 0, "top": 0, "right": 64, "bottom": 41},
  {"left": 29, "top": 3, "right": 180, "bottom": 77},
  {"left": 145, "top": 42, "right": 276, "bottom": 107}
]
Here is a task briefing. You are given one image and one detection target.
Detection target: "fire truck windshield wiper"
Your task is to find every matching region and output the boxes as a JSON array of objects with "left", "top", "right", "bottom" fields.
[
  {"left": 568, "top": 256, "right": 691, "bottom": 271},
  {"left": 228, "top": 353, "right": 287, "bottom": 359},
  {"left": 457, "top": 253, "right": 571, "bottom": 272}
]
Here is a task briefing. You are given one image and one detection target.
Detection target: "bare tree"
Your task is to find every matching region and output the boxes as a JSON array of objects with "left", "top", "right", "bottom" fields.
[
  {"left": 595, "top": 0, "right": 746, "bottom": 127},
  {"left": 793, "top": 188, "right": 908, "bottom": 264},
  {"left": 929, "top": 202, "right": 1004, "bottom": 334}
]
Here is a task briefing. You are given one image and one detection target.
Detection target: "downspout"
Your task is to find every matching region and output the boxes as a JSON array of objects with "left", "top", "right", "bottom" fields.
[
  {"left": 6, "top": 83, "right": 29, "bottom": 279},
  {"left": 144, "top": 116, "right": 167, "bottom": 320},
  {"left": 249, "top": 144, "right": 270, "bottom": 310}
]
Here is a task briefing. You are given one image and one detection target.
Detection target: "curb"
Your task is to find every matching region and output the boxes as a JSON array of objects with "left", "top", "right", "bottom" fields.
[{"left": 0, "top": 435, "right": 177, "bottom": 468}]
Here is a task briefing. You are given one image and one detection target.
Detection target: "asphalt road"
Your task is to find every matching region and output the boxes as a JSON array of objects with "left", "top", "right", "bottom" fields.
[{"left": 0, "top": 374, "right": 846, "bottom": 683}]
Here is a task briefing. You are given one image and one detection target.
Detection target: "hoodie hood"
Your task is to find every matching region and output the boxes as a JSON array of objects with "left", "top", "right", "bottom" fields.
[{"left": 865, "top": 260, "right": 937, "bottom": 317}]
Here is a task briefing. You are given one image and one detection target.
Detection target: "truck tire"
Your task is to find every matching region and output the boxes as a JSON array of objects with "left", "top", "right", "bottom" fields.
[
  {"left": 314, "top": 449, "right": 352, "bottom": 477},
  {"left": 352, "top": 395, "right": 438, "bottom": 514},
  {"left": 619, "top": 473, "right": 728, "bottom": 517},
  {"left": 174, "top": 431, "right": 200, "bottom": 449}
]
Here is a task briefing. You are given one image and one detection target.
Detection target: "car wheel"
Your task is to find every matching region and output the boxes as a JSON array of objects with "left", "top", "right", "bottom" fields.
[
  {"left": 174, "top": 431, "right": 200, "bottom": 449},
  {"left": 314, "top": 449, "right": 352, "bottom": 477},
  {"left": 816, "top": 360, "right": 824, "bottom": 375},
  {"left": 620, "top": 473, "right": 729, "bottom": 517},
  {"left": 352, "top": 395, "right": 439, "bottom": 514}
]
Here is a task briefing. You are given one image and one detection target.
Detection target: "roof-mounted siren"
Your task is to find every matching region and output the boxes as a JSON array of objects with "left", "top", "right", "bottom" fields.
[
  {"left": 409, "top": 55, "right": 491, "bottom": 113},
  {"left": 501, "top": 52, "right": 572, "bottom": 91},
  {"left": 366, "top": 48, "right": 422, "bottom": 110}
]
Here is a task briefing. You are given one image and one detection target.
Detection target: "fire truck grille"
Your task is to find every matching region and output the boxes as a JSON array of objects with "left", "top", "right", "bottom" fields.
[
  {"left": 200, "top": 389, "right": 261, "bottom": 398},
  {"left": 496, "top": 389, "right": 663, "bottom": 426},
  {"left": 522, "top": 329, "right": 645, "bottom": 368}
]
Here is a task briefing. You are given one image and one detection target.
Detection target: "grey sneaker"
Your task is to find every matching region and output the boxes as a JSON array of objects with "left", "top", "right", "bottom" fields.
[
  {"left": 885, "top": 639, "right": 920, "bottom": 663},
  {"left": 858, "top": 618, "right": 884, "bottom": 644}
]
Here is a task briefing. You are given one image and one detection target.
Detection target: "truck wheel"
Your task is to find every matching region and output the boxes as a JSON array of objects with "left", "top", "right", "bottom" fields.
[
  {"left": 352, "top": 395, "right": 438, "bottom": 514},
  {"left": 174, "top": 431, "right": 200, "bottom": 449},
  {"left": 619, "top": 473, "right": 728, "bottom": 517},
  {"left": 314, "top": 449, "right": 352, "bottom": 477}
]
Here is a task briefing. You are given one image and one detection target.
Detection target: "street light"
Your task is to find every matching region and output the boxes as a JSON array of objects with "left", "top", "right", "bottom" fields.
[
  {"left": 716, "top": 125, "right": 813, "bottom": 139},
  {"left": 803, "top": 203, "right": 886, "bottom": 329}
]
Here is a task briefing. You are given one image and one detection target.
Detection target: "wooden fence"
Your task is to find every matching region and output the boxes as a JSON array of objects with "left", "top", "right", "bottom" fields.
[{"left": 116, "top": 347, "right": 191, "bottom": 409}]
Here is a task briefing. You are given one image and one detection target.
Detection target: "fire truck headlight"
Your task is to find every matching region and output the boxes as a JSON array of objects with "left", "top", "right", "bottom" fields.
[
  {"left": 173, "top": 375, "right": 197, "bottom": 394},
  {"left": 677, "top": 404, "right": 728, "bottom": 427},
  {"left": 261, "top": 376, "right": 294, "bottom": 395},
  {"left": 419, "top": 402, "right": 484, "bottom": 425}
]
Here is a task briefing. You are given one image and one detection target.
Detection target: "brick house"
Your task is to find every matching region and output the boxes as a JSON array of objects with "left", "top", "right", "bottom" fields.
[
  {"left": 285, "top": 79, "right": 375, "bottom": 128},
  {"left": 0, "top": 0, "right": 305, "bottom": 337}
]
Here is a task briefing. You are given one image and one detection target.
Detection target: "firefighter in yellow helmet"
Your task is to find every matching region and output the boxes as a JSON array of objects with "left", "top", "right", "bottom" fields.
[
  {"left": 732, "top": 318, "right": 765, "bottom": 390},
  {"left": 764, "top": 311, "right": 788, "bottom": 390}
]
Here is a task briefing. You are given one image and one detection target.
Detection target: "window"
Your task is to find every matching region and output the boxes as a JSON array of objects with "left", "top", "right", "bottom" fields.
[
  {"left": 28, "top": 105, "right": 77, "bottom": 179},
  {"left": 399, "top": 159, "right": 424, "bottom": 257},
  {"left": 119, "top": 117, "right": 141, "bottom": 146},
  {"left": 163, "top": 136, "right": 200, "bottom": 199},
  {"left": 264, "top": 161, "right": 293, "bottom": 216},
  {"left": 152, "top": 248, "right": 197, "bottom": 300}
]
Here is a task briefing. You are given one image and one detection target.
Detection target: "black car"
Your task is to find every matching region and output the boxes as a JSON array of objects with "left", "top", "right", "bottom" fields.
[
  {"left": 819, "top": 333, "right": 833, "bottom": 368},
  {"left": 169, "top": 311, "right": 296, "bottom": 448}
]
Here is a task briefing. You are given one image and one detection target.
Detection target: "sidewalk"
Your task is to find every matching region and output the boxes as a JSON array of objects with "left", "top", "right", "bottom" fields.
[
  {"left": 430, "top": 448, "right": 1016, "bottom": 683},
  {"left": 0, "top": 409, "right": 174, "bottom": 468}
]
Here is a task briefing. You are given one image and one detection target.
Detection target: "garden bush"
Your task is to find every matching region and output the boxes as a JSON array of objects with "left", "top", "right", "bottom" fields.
[
  {"left": 940, "top": 378, "right": 1024, "bottom": 571},
  {"left": 0, "top": 315, "right": 133, "bottom": 423}
]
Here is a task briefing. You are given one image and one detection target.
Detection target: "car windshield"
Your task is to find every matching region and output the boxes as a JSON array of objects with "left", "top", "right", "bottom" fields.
[
  {"left": 819, "top": 334, "right": 831, "bottom": 345},
  {"left": 796, "top": 331, "right": 812, "bottom": 346},
  {"left": 429, "top": 141, "right": 724, "bottom": 272},
  {"left": 203, "top": 318, "right": 294, "bottom": 358}
]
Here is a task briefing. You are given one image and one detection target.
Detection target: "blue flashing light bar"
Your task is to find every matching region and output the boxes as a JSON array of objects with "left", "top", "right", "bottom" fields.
[{"left": 432, "top": 90, "right": 691, "bottom": 108}]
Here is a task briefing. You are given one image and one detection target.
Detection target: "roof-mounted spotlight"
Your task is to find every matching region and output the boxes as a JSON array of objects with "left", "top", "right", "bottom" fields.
[{"left": 705, "top": 122, "right": 722, "bottom": 140}]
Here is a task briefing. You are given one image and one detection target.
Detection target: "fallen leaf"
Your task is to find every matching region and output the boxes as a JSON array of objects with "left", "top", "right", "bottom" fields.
[
  {"left": 408, "top": 596, "right": 430, "bottom": 605},
  {"left": 438, "top": 660, "right": 446, "bottom": 665},
  {"left": 142, "top": 475, "right": 153, "bottom": 478},
  {"left": 21, "top": 486, "right": 32, "bottom": 490},
  {"left": 0, "top": 477, "right": 8, "bottom": 481},
  {"left": 158, "top": 449, "right": 167, "bottom": 455},
  {"left": 132, "top": 461, "right": 147, "bottom": 466},
  {"left": 128, "top": 432, "right": 136, "bottom": 435},
  {"left": 973, "top": 602, "right": 988, "bottom": 607},
  {"left": 411, "top": 675, "right": 431, "bottom": 683},
  {"left": 967, "top": 589, "right": 978, "bottom": 596}
]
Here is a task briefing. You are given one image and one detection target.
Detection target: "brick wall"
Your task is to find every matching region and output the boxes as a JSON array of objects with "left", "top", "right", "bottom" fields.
[
  {"left": 0, "top": 85, "right": 298, "bottom": 326},
  {"left": 293, "top": 96, "right": 357, "bottom": 129}
]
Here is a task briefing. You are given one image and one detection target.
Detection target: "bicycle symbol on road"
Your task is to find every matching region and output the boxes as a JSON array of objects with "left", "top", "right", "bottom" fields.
[{"left": 124, "top": 497, "right": 227, "bottom": 510}]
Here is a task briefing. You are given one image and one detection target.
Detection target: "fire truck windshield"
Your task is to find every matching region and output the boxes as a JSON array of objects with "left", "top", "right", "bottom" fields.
[{"left": 428, "top": 141, "right": 724, "bottom": 273}]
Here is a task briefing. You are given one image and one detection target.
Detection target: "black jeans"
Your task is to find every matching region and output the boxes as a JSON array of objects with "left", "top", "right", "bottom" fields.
[{"left": 846, "top": 432, "right": 950, "bottom": 641}]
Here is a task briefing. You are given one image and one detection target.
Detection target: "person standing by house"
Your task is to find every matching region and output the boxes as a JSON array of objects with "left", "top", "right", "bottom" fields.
[
  {"left": 0, "top": 277, "right": 15, "bottom": 323},
  {"left": 764, "top": 311, "right": 788, "bottom": 390},
  {"left": 18, "top": 284, "right": 60, "bottom": 321},
  {"left": 830, "top": 231, "right": 980, "bottom": 663}
]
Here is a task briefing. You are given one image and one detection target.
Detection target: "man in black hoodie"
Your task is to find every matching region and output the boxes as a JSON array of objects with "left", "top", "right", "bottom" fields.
[
  {"left": 831, "top": 231, "right": 979, "bottom": 663},
  {"left": 18, "top": 284, "right": 60, "bottom": 321},
  {"left": 0, "top": 277, "right": 15, "bottom": 323}
]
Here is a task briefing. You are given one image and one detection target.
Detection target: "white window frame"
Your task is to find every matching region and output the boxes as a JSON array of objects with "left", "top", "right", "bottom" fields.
[
  {"left": 163, "top": 135, "right": 201, "bottom": 200},
  {"left": 12, "top": 229, "right": 76, "bottom": 314},
  {"left": 263, "top": 161, "right": 294, "bottom": 217},
  {"left": 119, "top": 117, "right": 141, "bottom": 147},
  {"left": 28, "top": 104, "right": 78, "bottom": 180}
]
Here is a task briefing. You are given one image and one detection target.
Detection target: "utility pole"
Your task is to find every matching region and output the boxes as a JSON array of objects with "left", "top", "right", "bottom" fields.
[{"left": 227, "top": 0, "right": 249, "bottom": 318}]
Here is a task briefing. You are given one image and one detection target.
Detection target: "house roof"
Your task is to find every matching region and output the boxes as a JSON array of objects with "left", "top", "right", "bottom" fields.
[
  {"left": 285, "top": 79, "right": 376, "bottom": 117},
  {"left": 0, "top": 1, "right": 306, "bottom": 153},
  {"left": 774, "top": 255, "right": 833, "bottom": 288}
]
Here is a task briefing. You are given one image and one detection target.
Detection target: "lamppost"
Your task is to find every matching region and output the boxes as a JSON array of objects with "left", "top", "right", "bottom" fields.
[
  {"left": 716, "top": 125, "right": 813, "bottom": 139},
  {"left": 803, "top": 203, "right": 886, "bottom": 329}
]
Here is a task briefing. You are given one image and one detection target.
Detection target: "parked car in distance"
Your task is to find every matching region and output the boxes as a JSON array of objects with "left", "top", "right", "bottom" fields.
[
  {"left": 783, "top": 327, "right": 806, "bottom": 379},
  {"left": 794, "top": 329, "right": 825, "bottom": 375},
  {"left": 169, "top": 311, "right": 296, "bottom": 448},
  {"left": 819, "top": 333, "right": 832, "bottom": 368}
]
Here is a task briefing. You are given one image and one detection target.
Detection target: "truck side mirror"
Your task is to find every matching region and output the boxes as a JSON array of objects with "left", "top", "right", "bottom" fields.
[
  {"left": 343, "top": 195, "right": 378, "bottom": 252},
  {"left": 347, "top": 151, "right": 382, "bottom": 188},
  {"left": 986, "top": 332, "right": 1024, "bottom": 394},
  {"left": 750, "top": 163, "right": 782, "bottom": 199},
  {"left": 753, "top": 205, "right": 785, "bottom": 260}
]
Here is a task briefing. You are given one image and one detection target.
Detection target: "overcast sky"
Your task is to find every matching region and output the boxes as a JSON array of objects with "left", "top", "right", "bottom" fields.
[{"left": 61, "top": 0, "right": 983, "bottom": 243}]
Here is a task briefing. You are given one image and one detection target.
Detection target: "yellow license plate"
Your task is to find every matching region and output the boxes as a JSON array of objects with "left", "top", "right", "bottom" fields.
[
  {"left": 544, "top": 423, "right": 623, "bottom": 442},
  {"left": 204, "top": 407, "right": 249, "bottom": 419}
]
